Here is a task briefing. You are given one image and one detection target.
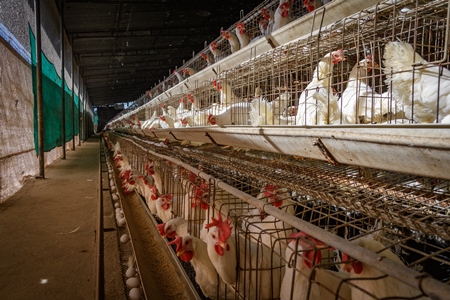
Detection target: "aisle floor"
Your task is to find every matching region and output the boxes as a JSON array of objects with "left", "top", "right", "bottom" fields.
[{"left": 0, "top": 136, "right": 119, "bottom": 299}]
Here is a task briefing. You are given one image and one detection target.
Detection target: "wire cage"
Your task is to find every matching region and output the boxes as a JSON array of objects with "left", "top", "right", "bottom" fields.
[
  {"left": 110, "top": 0, "right": 450, "bottom": 130},
  {"left": 104, "top": 131, "right": 450, "bottom": 300}
]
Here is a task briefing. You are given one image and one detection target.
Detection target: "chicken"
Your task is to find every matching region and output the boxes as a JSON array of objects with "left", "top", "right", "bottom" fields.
[
  {"left": 213, "top": 79, "right": 239, "bottom": 107},
  {"left": 280, "top": 232, "right": 351, "bottom": 300},
  {"left": 173, "top": 69, "right": 185, "bottom": 83},
  {"left": 155, "top": 194, "right": 174, "bottom": 223},
  {"left": 221, "top": 29, "right": 240, "bottom": 54},
  {"left": 141, "top": 111, "right": 158, "bottom": 129},
  {"left": 296, "top": 49, "right": 346, "bottom": 125},
  {"left": 182, "top": 67, "right": 197, "bottom": 77},
  {"left": 383, "top": 40, "right": 450, "bottom": 123},
  {"left": 249, "top": 91, "right": 293, "bottom": 125},
  {"left": 201, "top": 52, "right": 214, "bottom": 67},
  {"left": 303, "top": 0, "right": 323, "bottom": 12},
  {"left": 260, "top": 8, "right": 274, "bottom": 35},
  {"left": 342, "top": 237, "right": 430, "bottom": 300},
  {"left": 235, "top": 22, "right": 250, "bottom": 49},
  {"left": 341, "top": 54, "right": 391, "bottom": 124},
  {"left": 205, "top": 214, "right": 283, "bottom": 299},
  {"left": 207, "top": 102, "right": 251, "bottom": 127},
  {"left": 168, "top": 235, "right": 234, "bottom": 299},
  {"left": 157, "top": 217, "right": 188, "bottom": 239},
  {"left": 133, "top": 174, "right": 158, "bottom": 215},
  {"left": 272, "top": 0, "right": 293, "bottom": 32},
  {"left": 209, "top": 42, "right": 224, "bottom": 63}
]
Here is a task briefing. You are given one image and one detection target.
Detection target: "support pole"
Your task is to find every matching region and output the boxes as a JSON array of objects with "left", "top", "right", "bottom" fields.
[
  {"left": 60, "top": 0, "right": 66, "bottom": 159},
  {"left": 78, "top": 70, "right": 82, "bottom": 146},
  {"left": 35, "top": 0, "right": 45, "bottom": 178},
  {"left": 71, "top": 36, "right": 75, "bottom": 151}
]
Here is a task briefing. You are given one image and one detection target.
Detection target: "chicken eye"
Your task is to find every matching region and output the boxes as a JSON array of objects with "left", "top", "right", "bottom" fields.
[{"left": 211, "top": 234, "right": 216, "bottom": 239}]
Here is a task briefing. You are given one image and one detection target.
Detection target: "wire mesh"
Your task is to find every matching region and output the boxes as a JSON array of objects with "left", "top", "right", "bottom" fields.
[
  {"left": 110, "top": 0, "right": 450, "bottom": 129},
  {"left": 105, "top": 132, "right": 450, "bottom": 300}
]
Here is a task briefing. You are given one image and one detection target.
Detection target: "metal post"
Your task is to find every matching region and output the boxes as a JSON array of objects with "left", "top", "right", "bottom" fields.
[
  {"left": 60, "top": 0, "right": 66, "bottom": 159},
  {"left": 71, "top": 36, "right": 75, "bottom": 151},
  {"left": 78, "top": 70, "right": 82, "bottom": 146},
  {"left": 35, "top": 0, "right": 45, "bottom": 179},
  {"left": 95, "top": 138, "right": 104, "bottom": 300},
  {"left": 83, "top": 85, "right": 86, "bottom": 142}
]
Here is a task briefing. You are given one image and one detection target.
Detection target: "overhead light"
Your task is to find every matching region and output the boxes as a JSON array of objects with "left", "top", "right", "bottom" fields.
[{"left": 126, "top": 41, "right": 129, "bottom": 47}]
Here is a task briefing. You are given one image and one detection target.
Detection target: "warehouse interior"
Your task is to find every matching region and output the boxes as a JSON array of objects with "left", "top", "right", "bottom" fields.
[{"left": 1, "top": 0, "right": 450, "bottom": 299}]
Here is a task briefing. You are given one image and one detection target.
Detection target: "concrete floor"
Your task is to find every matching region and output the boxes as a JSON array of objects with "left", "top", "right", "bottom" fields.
[{"left": 0, "top": 135, "right": 124, "bottom": 300}]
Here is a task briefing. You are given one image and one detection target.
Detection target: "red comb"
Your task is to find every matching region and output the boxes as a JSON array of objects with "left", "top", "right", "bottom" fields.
[
  {"left": 366, "top": 54, "right": 373, "bottom": 60},
  {"left": 205, "top": 214, "right": 232, "bottom": 243}
]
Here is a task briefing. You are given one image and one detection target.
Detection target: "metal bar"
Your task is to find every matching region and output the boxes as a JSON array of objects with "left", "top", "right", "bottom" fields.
[
  {"left": 60, "top": 0, "right": 66, "bottom": 159},
  {"left": 95, "top": 138, "right": 105, "bottom": 300},
  {"left": 78, "top": 70, "right": 82, "bottom": 146},
  {"left": 121, "top": 135, "right": 450, "bottom": 300},
  {"left": 71, "top": 36, "right": 76, "bottom": 151},
  {"left": 35, "top": 0, "right": 44, "bottom": 179}
]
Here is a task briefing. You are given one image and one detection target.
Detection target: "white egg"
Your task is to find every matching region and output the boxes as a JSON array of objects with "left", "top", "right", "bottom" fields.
[
  {"left": 108, "top": 174, "right": 112, "bottom": 179},
  {"left": 109, "top": 180, "right": 115, "bottom": 186},
  {"left": 118, "top": 218, "right": 126, "bottom": 226},
  {"left": 125, "top": 267, "right": 136, "bottom": 278},
  {"left": 126, "top": 276, "right": 140, "bottom": 288},
  {"left": 115, "top": 208, "right": 121, "bottom": 213},
  {"left": 129, "top": 287, "right": 141, "bottom": 300},
  {"left": 112, "top": 194, "right": 119, "bottom": 201},
  {"left": 120, "top": 234, "right": 129, "bottom": 243},
  {"left": 114, "top": 202, "right": 120, "bottom": 208},
  {"left": 110, "top": 186, "right": 116, "bottom": 192}
]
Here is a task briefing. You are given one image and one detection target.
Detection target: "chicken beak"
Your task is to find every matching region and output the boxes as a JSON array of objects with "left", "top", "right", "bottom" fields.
[
  {"left": 341, "top": 261, "right": 353, "bottom": 273},
  {"left": 218, "top": 241, "right": 227, "bottom": 249}
]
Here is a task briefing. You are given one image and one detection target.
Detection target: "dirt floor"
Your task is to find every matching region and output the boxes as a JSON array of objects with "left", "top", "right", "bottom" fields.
[{"left": 0, "top": 135, "right": 124, "bottom": 300}]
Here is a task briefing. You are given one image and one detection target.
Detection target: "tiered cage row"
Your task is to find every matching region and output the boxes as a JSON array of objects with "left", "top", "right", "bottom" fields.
[
  {"left": 104, "top": 131, "right": 450, "bottom": 300},
  {"left": 110, "top": 0, "right": 450, "bottom": 130}
]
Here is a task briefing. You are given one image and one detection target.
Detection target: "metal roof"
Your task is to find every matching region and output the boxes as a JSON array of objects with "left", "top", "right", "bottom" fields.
[{"left": 62, "top": 0, "right": 263, "bottom": 107}]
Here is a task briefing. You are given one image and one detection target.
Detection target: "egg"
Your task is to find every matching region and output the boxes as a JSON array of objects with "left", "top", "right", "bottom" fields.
[
  {"left": 115, "top": 208, "right": 121, "bottom": 213},
  {"left": 118, "top": 218, "right": 126, "bottom": 226},
  {"left": 129, "top": 287, "right": 141, "bottom": 300},
  {"left": 109, "top": 180, "right": 115, "bottom": 186},
  {"left": 112, "top": 194, "right": 119, "bottom": 201},
  {"left": 110, "top": 186, "right": 116, "bottom": 192},
  {"left": 125, "top": 267, "right": 136, "bottom": 278},
  {"left": 120, "top": 234, "right": 129, "bottom": 243},
  {"left": 108, "top": 174, "right": 112, "bottom": 179},
  {"left": 114, "top": 202, "right": 120, "bottom": 208},
  {"left": 126, "top": 276, "right": 140, "bottom": 288}
]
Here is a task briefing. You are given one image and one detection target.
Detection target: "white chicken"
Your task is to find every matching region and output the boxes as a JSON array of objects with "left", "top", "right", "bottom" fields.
[
  {"left": 383, "top": 40, "right": 450, "bottom": 123},
  {"left": 249, "top": 91, "right": 292, "bottom": 126},
  {"left": 173, "top": 69, "right": 184, "bottom": 83},
  {"left": 342, "top": 237, "right": 430, "bottom": 300},
  {"left": 280, "top": 231, "right": 351, "bottom": 300},
  {"left": 205, "top": 214, "right": 283, "bottom": 299},
  {"left": 182, "top": 67, "right": 197, "bottom": 77},
  {"left": 155, "top": 194, "right": 174, "bottom": 223},
  {"left": 296, "top": 49, "right": 346, "bottom": 125},
  {"left": 168, "top": 235, "right": 235, "bottom": 299},
  {"left": 221, "top": 29, "right": 240, "bottom": 54},
  {"left": 303, "top": 0, "right": 323, "bottom": 13},
  {"left": 341, "top": 54, "right": 391, "bottom": 124},
  {"left": 201, "top": 52, "right": 214, "bottom": 66},
  {"left": 207, "top": 102, "right": 251, "bottom": 127},
  {"left": 213, "top": 78, "right": 239, "bottom": 107},
  {"left": 209, "top": 42, "right": 224, "bottom": 63},
  {"left": 241, "top": 185, "right": 296, "bottom": 255},
  {"left": 157, "top": 217, "right": 188, "bottom": 239},
  {"left": 235, "top": 22, "right": 250, "bottom": 50},
  {"left": 272, "top": 0, "right": 293, "bottom": 32}
]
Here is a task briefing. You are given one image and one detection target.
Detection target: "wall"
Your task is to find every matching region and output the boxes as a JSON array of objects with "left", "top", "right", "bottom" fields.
[{"left": 0, "top": 0, "right": 92, "bottom": 202}]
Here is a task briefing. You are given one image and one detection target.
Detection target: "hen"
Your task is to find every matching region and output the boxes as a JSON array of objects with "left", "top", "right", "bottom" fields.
[
  {"left": 280, "top": 232, "right": 351, "bottom": 300},
  {"left": 221, "top": 30, "right": 240, "bottom": 54},
  {"left": 342, "top": 237, "right": 430, "bottom": 299},
  {"left": 341, "top": 54, "right": 391, "bottom": 124},
  {"left": 205, "top": 214, "right": 283, "bottom": 299},
  {"left": 383, "top": 40, "right": 450, "bottom": 123},
  {"left": 209, "top": 42, "right": 224, "bottom": 63},
  {"left": 168, "top": 235, "right": 235, "bottom": 299},
  {"left": 272, "top": 0, "right": 293, "bottom": 32},
  {"left": 296, "top": 49, "right": 345, "bottom": 125},
  {"left": 207, "top": 102, "right": 251, "bottom": 127},
  {"left": 235, "top": 22, "right": 250, "bottom": 49}
]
